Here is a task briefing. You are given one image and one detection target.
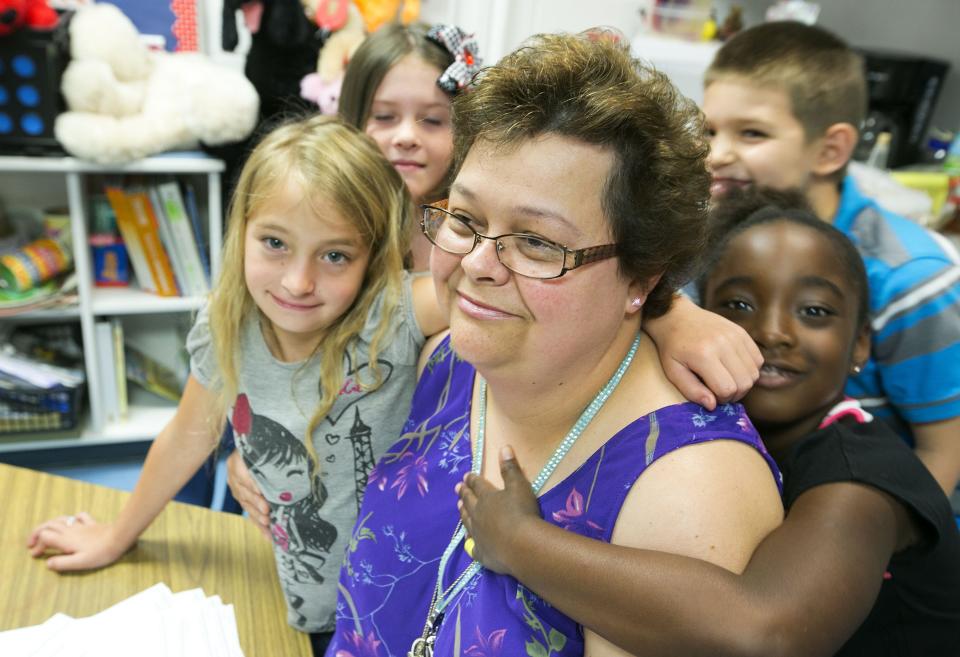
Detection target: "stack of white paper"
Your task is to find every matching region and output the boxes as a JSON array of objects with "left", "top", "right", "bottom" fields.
[{"left": 0, "top": 583, "right": 245, "bottom": 657}]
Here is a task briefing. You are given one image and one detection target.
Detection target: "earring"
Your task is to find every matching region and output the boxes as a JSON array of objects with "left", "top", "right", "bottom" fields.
[
  {"left": 631, "top": 297, "right": 643, "bottom": 308},
  {"left": 851, "top": 364, "right": 862, "bottom": 375}
]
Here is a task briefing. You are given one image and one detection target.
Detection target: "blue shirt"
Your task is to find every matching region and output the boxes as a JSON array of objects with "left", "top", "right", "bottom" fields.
[{"left": 835, "top": 176, "right": 960, "bottom": 439}]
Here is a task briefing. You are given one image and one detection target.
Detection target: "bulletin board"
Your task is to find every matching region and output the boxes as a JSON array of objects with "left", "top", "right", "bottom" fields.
[{"left": 100, "top": 0, "right": 200, "bottom": 52}]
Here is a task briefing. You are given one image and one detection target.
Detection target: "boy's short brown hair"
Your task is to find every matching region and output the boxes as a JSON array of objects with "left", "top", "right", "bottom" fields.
[{"left": 705, "top": 21, "right": 866, "bottom": 142}]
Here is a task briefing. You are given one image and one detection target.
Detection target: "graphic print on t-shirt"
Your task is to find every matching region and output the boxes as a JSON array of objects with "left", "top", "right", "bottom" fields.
[
  {"left": 232, "top": 393, "right": 338, "bottom": 626},
  {"left": 317, "top": 353, "right": 395, "bottom": 510}
]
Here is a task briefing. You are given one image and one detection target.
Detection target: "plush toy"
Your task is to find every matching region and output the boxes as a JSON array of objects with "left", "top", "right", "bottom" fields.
[
  {"left": 223, "top": 0, "right": 322, "bottom": 124},
  {"left": 300, "top": 72, "right": 342, "bottom": 115},
  {"left": 0, "top": 0, "right": 58, "bottom": 37},
  {"left": 300, "top": 0, "right": 365, "bottom": 113},
  {"left": 354, "top": 0, "right": 418, "bottom": 33},
  {"left": 54, "top": 3, "right": 259, "bottom": 164}
]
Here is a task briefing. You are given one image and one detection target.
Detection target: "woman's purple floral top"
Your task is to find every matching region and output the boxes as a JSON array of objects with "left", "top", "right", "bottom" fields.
[{"left": 327, "top": 337, "right": 781, "bottom": 657}]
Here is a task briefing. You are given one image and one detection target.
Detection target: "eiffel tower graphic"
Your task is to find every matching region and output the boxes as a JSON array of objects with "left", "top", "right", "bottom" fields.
[{"left": 346, "top": 407, "right": 375, "bottom": 511}]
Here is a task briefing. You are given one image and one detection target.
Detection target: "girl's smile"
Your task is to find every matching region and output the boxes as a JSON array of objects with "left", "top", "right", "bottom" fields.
[
  {"left": 268, "top": 293, "right": 323, "bottom": 311},
  {"left": 756, "top": 361, "right": 803, "bottom": 389}
]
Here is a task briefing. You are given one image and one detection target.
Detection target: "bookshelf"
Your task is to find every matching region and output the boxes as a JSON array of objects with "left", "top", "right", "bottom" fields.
[{"left": 0, "top": 154, "right": 223, "bottom": 454}]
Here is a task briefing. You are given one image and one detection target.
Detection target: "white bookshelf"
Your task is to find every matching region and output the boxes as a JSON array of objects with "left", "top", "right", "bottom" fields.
[{"left": 0, "top": 153, "right": 223, "bottom": 449}]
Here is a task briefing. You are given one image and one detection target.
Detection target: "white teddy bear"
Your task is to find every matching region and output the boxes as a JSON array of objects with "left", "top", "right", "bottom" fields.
[{"left": 54, "top": 3, "right": 259, "bottom": 164}]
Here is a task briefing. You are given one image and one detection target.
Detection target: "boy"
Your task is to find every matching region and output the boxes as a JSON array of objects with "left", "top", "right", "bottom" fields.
[{"left": 702, "top": 20, "right": 960, "bottom": 496}]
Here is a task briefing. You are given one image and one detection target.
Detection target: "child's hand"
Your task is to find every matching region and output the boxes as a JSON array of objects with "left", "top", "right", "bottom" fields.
[
  {"left": 26, "top": 512, "right": 129, "bottom": 572},
  {"left": 456, "top": 446, "right": 542, "bottom": 576},
  {"left": 644, "top": 295, "right": 761, "bottom": 410},
  {"left": 226, "top": 450, "right": 271, "bottom": 539}
]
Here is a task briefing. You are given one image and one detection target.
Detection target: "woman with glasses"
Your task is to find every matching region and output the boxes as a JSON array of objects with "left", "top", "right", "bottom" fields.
[{"left": 325, "top": 32, "right": 784, "bottom": 657}]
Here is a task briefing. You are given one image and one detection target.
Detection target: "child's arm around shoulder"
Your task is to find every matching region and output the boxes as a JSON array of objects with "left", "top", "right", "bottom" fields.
[
  {"left": 26, "top": 375, "right": 223, "bottom": 572},
  {"left": 580, "top": 439, "right": 782, "bottom": 656},
  {"left": 615, "top": 439, "right": 783, "bottom": 570},
  {"left": 643, "top": 294, "right": 762, "bottom": 410},
  {"left": 459, "top": 444, "right": 925, "bottom": 657}
]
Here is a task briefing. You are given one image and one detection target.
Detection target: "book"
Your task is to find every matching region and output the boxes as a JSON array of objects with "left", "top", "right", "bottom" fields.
[
  {"left": 105, "top": 186, "right": 156, "bottom": 294},
  {"left": 125, "top": 344, "right": 185, "bottom": 403},
  {"left": 94, "top": 320, "right": 118, "bottom": 422},
  {"left": 90, "top": 233, "right": 130, "bottom": 287},
  {"left": 125, "top": 189, "right": 179, "bottom": 297},
  {"left": 157, "top": 181, "right": 209, "bottom": 296},
  {"left": 147, "top": 186, "right": 189, "bottom": 297},
  {"left": 111, "top": 318, "right": 127, "bottom": 420},
  {"left": 182, "top": 182, "right": 211, "bottom": 282}
]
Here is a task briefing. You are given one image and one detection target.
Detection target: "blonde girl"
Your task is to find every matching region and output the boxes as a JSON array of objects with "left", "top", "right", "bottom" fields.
[
  {"left": 27, "top": 115, "right": 447, "bottom": 655},
  {"left": 224, "top": 20, "right": 477, "bottom": 525}
]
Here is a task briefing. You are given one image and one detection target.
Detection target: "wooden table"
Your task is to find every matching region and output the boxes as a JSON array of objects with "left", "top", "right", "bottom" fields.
[{"left": 0, "top": 463, "right": 311, "bottom": 657}]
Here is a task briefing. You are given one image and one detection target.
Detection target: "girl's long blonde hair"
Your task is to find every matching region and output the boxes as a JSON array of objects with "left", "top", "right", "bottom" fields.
[{"left": 208, "top": 115, "right": 411, "bottom": 450}]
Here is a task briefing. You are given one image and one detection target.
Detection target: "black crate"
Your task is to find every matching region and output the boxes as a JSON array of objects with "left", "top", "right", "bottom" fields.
[{"left": 0, "top": 383, "right": 85, "bottom": 434}]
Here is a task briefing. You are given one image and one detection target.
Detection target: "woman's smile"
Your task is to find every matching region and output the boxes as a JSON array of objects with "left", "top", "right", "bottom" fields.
[{"left": 456, "top": 290, "right": 517, "bottom": 320}]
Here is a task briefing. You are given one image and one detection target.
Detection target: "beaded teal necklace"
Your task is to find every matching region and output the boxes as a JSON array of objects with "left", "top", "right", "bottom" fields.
[{"left": 408, "top": 333, "right": 642, "bottom": 657}]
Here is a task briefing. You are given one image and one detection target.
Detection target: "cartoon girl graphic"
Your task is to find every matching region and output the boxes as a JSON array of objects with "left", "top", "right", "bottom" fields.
[{"left": 232, "top": 394, "right": 338, "bottom": 625}]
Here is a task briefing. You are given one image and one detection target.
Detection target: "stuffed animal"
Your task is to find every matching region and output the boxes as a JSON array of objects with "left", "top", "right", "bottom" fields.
[
  {"left": 300, "top": 72, "right": 342, "bottom": 115},
  {"left": 54, "top": 3, "right": 259, "bottom": 164},
  {"left": 300, "top": 0, "right": 365, "bottom": 113},
  {"left": 0, "top": 0, "right": 58, "bottom": 37},
  {"left": 354, "top": 0, "right": 418, "bottom": 33},
  {"left": 223, "top": 0, "right": 322, "bottom": 124}
]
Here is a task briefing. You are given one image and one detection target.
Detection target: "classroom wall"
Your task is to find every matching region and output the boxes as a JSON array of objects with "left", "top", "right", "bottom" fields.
[
  {"left": 815, "top": 0, "right": 960, "bottom": 135},
  {"left": 201, "top": 0, "right": 960, "bottom": 135},
  {"left": 712, "top": 0, "right": 960, "bottom": 134}
]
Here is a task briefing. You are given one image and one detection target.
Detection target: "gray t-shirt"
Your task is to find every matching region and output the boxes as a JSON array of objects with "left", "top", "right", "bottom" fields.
[{"left": 187, "top": 272, "right": 425, "bottom": 632}]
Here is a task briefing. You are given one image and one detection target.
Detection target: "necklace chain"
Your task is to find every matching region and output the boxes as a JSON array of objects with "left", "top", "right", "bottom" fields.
[{"left": 408, "top": 334, "right": 642, "bottom": 657}]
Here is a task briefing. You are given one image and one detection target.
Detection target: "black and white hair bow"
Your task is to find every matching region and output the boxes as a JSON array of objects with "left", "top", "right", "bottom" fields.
[{"left": 426, "top": 24, "right": 483, "bottom": 94}]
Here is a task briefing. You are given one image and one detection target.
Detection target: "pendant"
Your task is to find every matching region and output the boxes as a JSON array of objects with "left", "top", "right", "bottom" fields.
[
  {"left": 407, "top": 630, "right": 436, "bottom": 657},
  {"left": 408, "top": 611, "right": 443, "bottom": 657}
]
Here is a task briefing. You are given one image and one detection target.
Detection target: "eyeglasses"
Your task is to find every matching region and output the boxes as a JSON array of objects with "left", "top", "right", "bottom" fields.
[{"left": 420, "top": 204, "right": 618, "bottom": 280}]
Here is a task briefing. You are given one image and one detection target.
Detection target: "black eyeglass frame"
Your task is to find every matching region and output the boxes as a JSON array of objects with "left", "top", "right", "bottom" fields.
[{"left": 420, "top": 204, "right": 618, "bottom": 280}]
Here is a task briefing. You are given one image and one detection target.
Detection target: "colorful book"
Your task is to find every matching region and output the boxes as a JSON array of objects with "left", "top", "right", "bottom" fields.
[
  {"left": 125, "top": 189, "right": 179, "bottom": 297},
  {"left": 157, "top": 181, "right": 209, "bottom": 296},
  {"left": 104, "top": 186, "right": 156, "bottom": 294},
  {"left": 147, "top": 186, "right": 189, "bottom": 297},
  {"left": 125, "top": 344, "right": 185, "bottom": 402},
  {"left": 182, "top": 182, "right": 211, "bottom": 282}
]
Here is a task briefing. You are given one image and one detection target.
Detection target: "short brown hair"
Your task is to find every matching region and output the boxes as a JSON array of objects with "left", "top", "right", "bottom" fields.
[
  {"left": 705, "top": 21, "right": 866, "bottom": 142},
  {"left": 452, "top": 31, "right": 710, "bottom": 318}
]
